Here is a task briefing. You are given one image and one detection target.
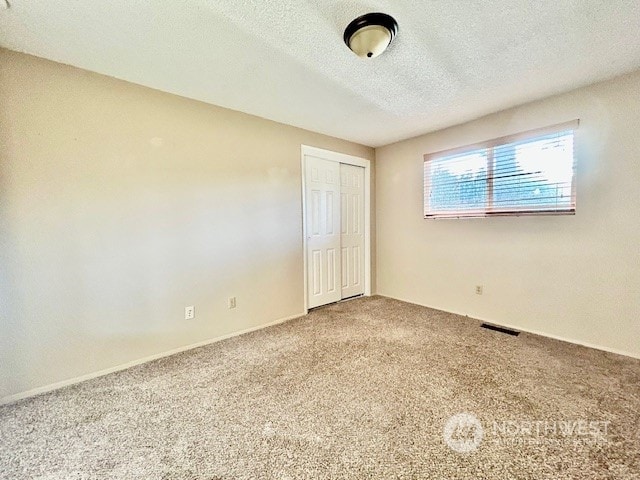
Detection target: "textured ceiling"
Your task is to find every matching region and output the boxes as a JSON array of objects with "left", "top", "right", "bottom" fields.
[{"left": 2, "top": 1, "right": 640, "bottom": 147}]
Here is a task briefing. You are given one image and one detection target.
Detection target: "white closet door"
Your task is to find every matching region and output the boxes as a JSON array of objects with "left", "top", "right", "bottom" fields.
[
  {"left": 305, "top": 155, "right": 341, "bottom": 309},
  {"left": 340, "top": 164, "right": 365, "bottom": 299}
]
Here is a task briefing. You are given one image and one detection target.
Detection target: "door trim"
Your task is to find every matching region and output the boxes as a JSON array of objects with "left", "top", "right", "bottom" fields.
[{"left": 301, "top": 145, "right": 371, "bottom": 314}]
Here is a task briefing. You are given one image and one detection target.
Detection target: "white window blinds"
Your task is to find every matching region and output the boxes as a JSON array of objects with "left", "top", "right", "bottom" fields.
[{"left": 424, "top": 121, "right": 578, "bottom": 218}]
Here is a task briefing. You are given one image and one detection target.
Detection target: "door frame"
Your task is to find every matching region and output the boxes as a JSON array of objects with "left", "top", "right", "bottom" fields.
[{"left": 301, "top": 145, "right": 372, "bottom": 314}]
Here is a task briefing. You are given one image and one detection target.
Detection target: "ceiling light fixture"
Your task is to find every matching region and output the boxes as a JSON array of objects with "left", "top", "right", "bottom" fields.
[{"left": 343, "top": 12, "right": 398, "bottom": 59}]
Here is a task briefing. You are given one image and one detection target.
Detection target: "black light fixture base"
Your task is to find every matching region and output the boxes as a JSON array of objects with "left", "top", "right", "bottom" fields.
[{"left": 343, "top": 12, "right": 399, "bottom": 49}]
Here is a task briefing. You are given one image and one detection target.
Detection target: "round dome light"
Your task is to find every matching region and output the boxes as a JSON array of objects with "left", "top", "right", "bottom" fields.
[{"left": 343, "top": 13, "right": 398, "bottom": 59}]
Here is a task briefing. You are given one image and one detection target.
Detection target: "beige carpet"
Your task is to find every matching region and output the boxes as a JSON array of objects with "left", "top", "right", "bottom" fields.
[{"left": 1, "top": 296, "right": 639, "bottom": 479}]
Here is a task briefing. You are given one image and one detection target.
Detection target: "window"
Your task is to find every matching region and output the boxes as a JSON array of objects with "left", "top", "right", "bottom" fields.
[{"left": 424, "top": 121, "right": 578, "bottom": 218}]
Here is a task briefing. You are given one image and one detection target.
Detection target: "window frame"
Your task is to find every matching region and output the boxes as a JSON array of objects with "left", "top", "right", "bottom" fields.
[{"left": 423, "top": 120, "right": 579, "bottom": 219}]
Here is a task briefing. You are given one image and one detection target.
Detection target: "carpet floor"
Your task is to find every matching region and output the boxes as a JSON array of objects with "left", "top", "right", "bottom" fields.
[{"left": 1, "top": 296, "right": 639, "bottom": 479}]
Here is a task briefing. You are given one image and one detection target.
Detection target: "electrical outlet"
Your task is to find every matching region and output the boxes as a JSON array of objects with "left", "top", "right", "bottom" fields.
[
  {"left": 228, "top": 297, "right": 236, "bottom": 309},
  {"left": 185, "top": 305, "right": 195, "bottom": 320},
  {"left": 475, "top": 285, "right": 483, "bottom": 295}
]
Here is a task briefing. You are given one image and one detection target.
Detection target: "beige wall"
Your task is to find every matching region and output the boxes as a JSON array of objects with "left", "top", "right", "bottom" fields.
[
  {"left": 376, "top": 70, "right": 640, "bottom": 358},
  {"left": 0, "top": 49, "right": 374, "bottom": 400}
]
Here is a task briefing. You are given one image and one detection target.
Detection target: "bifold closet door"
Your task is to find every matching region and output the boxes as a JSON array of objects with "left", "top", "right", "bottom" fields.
[
  {"left": 305, "top": 156, "right": 341, "bottom": 309},
  {"left": 340, "top": 164, "right": 365, "bottom": 299}
]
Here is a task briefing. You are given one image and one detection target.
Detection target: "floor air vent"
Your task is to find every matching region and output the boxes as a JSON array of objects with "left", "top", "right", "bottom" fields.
[{"left": 481, "top": 323, "right": 520, "bottom": 336}]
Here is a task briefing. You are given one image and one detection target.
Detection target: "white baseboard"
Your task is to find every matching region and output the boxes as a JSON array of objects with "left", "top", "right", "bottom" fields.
[
  {"left": 378, "top": 294, "right": 640, "bottom": 360},
  {"left": 1, "top": 312, "right": 305, "bottom": 406}
]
